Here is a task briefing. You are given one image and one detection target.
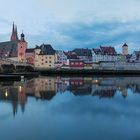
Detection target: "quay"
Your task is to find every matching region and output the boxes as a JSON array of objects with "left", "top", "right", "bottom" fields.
[
  {"left": 39, "top": 69, "right": 140, "bottom": 76},
  {"left": 0, "top": 72, "right": 40, "bottom": 81}
]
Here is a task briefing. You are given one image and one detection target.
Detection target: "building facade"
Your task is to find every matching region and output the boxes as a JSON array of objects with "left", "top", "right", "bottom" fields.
[
  {"left": 55, "top": 50, "right": 67, "bottom": 68},
  {"left": 69, "top": 60, "right": 84, "bottom": 69},
  {"left": 34, "top": 44, "right": 56, "bottom": 69},
  {"left": 73, "top": 48, "right": 92, "bottom": 62},
  {"left": 25, "top": 48, "right": 35, "bottom": 65}
]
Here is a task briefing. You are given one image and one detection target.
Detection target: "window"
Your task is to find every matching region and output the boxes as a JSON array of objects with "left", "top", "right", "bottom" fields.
[
  {"left": 49, "top": 57, "right": 51, "bottom": 59},
  {"left": 49, "top": 61, "right": 51, "bottom": 63},
  {"left": 75, "top": 62, "right": 78, "bottom": 65},
  {"left": 46, "top": 61, "right": 48, "bottom": 63},
  {"left": 71, "top": 62, "right": 74, "bottom": 65}
]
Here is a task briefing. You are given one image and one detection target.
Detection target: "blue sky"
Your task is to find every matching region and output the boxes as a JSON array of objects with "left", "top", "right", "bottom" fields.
[{"left": 0, "top": 0, "right": 140, "bottom": 52}]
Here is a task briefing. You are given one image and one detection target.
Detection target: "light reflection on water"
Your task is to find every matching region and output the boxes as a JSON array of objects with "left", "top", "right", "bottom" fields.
[{"left": 0, "top": 76, "right": 140, "bottom": 140}]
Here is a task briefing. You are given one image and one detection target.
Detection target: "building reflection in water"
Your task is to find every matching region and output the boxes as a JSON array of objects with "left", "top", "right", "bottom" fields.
[{"left": 0, "top": 76, "right": 140, "bottom": 116}]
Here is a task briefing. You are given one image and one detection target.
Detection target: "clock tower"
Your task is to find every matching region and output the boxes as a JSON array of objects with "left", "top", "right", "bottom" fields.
[{"left": 17, "top": 32, "right": 27, "bottom": 62}]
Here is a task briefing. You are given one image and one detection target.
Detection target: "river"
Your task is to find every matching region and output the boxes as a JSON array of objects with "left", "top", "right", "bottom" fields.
[{"left": 0, "top": 76, "right": 139, "bottom": 140}]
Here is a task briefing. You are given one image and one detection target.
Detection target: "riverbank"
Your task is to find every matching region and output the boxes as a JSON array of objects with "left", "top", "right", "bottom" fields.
[
  {"left": 39, "top": 69, "right": 140, "bottom": 75},
  {"left": 0, "top": 72, "right": 40, "bottom": 81},
  {"left": 0, "top": 69, "right": 140, "bottom": 81}
]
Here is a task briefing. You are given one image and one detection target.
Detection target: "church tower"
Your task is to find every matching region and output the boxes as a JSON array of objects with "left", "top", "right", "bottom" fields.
[
  {"left": 122, "top": 43, "right": 128, "bottom": 55},
  {"left": 17, "top": 31, "right": 28, "bottom": 62},
  {"left": 10, "top": 22, "right": 18, "bottom": 41}
]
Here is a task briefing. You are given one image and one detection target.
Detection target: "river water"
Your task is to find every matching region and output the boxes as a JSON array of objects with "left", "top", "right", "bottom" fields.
[{"left": 0, "top": 76, "right": 140, "bottom": 140}]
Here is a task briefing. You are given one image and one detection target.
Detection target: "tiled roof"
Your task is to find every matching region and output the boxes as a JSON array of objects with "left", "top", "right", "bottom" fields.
[
  {"left": 134, "top": 51, "right": 140, "bottom": 56},
  {"left": 100, "top": 46, "right": 116, "bottom": 55},
  {"left": 26, "top": 48, "right": 35, "bottom": 53},
  {"left": 123, "top": 43, "right": 128, "bottom": 47},
  {"left": 73, "top": 48, "right": 92, "bottom": 56},
  {"left": 39, "top": 44, "right": 56, "bottom": 55},
  {"left": 65, "top": 51, "right": 78, "bottom": 59},
  {"left": 0, "top": 41, "right": 18, "bottom": 57},
  {"left": 93, "top": 48, "right": 102, "bottom": 54}
]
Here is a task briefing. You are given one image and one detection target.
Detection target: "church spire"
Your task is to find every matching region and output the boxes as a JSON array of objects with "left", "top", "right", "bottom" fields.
[
  {"left": 12, "top": 22, "right": 14, "bottom": 34},
  {"left": 10, "top": 22, "right": 18, "bottom": 41}
]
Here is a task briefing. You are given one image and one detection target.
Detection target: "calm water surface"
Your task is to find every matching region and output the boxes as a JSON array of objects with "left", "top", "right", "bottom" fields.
[{"left": 0, "top": 76, "right": 140, "bottom": 140}]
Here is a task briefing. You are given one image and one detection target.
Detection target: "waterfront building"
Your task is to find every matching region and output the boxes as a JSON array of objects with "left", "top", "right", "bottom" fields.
[
  {"left": 55, "top": 50, "right": 67, "bottom": 68},
  {"left": 62, "top": 51, "right": 79, "bottom": 68},
  {"left": 84, "top": 62, "right": 93, "bottom": 69},
  {"left": 72, "top": 48, "right": 92, "bottom": 62},
  {"left": 25, "top": 48, "right": 35, "bottom": 65},
  {"left": 0, "top": 23, "right": 28, "bottom": 62},
  {"left": 92, "top": 46, "right": 117, "bottom": 63},
  {"left": 69, "top": 59, "right": 84, "bottom": 69},
  {"left": 130, "top": 51, "right": 140, "bottom": 62},
  {"left": 34, "top": 44, "right": 56, "bottom": 69}
]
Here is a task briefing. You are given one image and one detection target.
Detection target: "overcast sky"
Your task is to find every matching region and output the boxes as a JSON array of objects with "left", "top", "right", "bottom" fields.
[{"left": 0, "top": 0, "right": 140, "bottom": 52}]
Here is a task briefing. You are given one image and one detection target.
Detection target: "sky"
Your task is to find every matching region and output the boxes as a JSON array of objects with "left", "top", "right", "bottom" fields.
[{"left": 0, "top": 0, "right": 140, "bottom": 52}]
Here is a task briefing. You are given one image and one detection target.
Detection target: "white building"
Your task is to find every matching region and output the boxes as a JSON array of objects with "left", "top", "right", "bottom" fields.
[
  {"left": 92, "top": 46, "right": 118, "bottom": 63},
  {"left": 55, "top": 50, "right": 67, "bottom": 65},
  {"left": 130, "top": 51, "right": 140, "bottom": 62}
]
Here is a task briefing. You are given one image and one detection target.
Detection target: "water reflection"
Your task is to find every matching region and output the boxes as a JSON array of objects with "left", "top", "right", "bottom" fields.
[{"left": 0, "top": 76, "right": 140, "bottom": 116}]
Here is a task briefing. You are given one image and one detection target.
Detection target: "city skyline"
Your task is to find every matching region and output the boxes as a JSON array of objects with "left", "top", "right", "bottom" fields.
[{"left": 1, "top": 0, "right": 140, "bottom": 52}]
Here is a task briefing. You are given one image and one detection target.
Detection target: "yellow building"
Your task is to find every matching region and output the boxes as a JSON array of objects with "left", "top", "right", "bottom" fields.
[{"left": 34, "top": 44, "right": 57, "bottom": 69}]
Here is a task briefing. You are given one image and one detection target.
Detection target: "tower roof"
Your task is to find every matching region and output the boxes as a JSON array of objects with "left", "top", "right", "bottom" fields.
[{"left": 123, "top": 43, "right": 128, "bottom": 47}]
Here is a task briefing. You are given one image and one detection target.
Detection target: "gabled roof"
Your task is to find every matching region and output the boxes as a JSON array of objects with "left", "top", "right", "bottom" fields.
[
  {"left": 100, "top": 46, "right": 116, "bottom": 55},
  {"left": 41, "top": 44, "right": 55, "bottom": 55},
  {"left": 37, "top": 44, "right": 56, "bottom": 55}
]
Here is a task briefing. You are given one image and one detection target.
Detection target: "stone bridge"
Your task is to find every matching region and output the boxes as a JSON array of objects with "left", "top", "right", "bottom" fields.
[{"left": 0, "top": 58, "right": 35, "bottom": 73}]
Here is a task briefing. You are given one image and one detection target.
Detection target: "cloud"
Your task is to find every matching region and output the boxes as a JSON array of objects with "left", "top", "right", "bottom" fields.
[
  {"left": 27, "top": 19, "right": 140, "bottom": 53},
  {"left": 1, "top": 0, "right": 140, "bottom": 52}
]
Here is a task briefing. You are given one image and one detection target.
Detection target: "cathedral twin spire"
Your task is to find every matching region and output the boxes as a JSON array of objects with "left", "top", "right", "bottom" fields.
[
  {"left": 11, "top": 22, "right": 18, "bottom": 41},
  {"left": 10, "top": 22, "right": 25, "bottom": 42}
]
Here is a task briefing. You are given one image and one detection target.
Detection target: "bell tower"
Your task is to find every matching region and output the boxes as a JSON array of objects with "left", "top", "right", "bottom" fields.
[{"left": 17, "top": 31, "right": 27, "bottom": 62}]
